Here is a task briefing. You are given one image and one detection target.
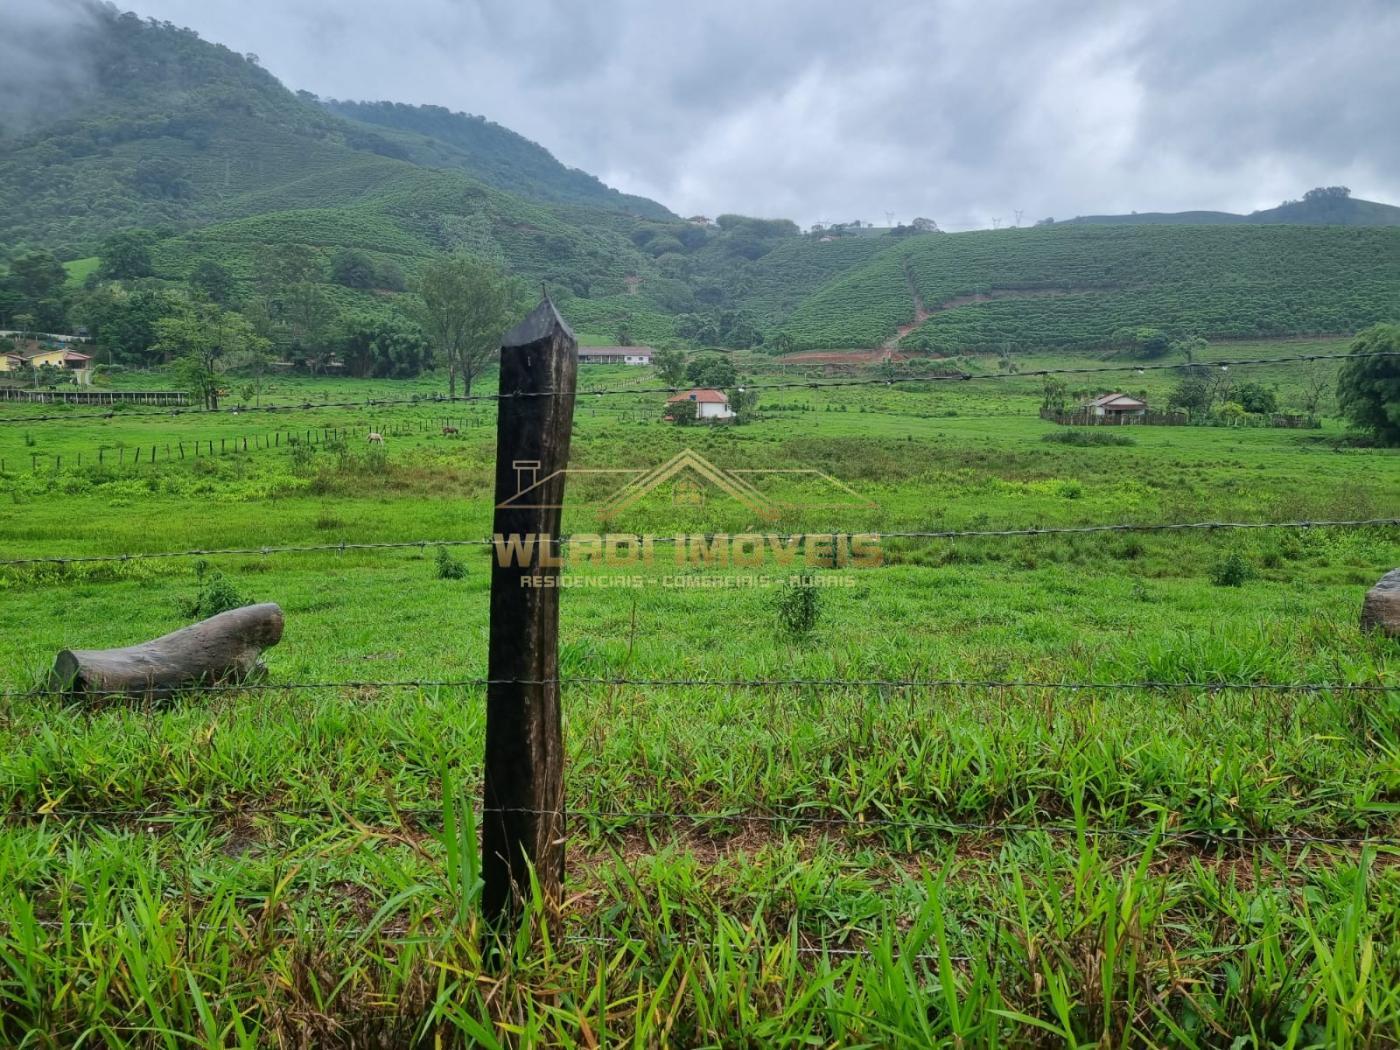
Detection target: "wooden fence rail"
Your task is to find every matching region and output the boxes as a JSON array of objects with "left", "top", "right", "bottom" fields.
[{"left": 0, "top": 387, "right": 190, "bottom": 405}]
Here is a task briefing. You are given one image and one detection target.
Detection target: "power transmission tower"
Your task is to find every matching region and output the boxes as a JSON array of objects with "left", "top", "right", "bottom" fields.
[
  {"left": 991, "top": 217, "right": 1002, "bottom": 230},
  {"left": 1013, "top": 209, "right": 1024, "bottom": 228},
  {"left": 885, "top": 210, "right": 895, "bottom": 228}
]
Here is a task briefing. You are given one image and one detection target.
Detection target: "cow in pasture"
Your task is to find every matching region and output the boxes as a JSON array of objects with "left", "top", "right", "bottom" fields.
[
  {"left": 442, "top": 425, "right": 459, "bottom": 436},
  {"left": 367, "top": 432, "right": 384, "bottom": 445}
]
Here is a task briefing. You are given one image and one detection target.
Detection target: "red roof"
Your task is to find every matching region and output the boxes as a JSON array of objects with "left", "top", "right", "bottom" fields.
[{"left": 666, "top": 388, "right": 729, "bottom": 404}]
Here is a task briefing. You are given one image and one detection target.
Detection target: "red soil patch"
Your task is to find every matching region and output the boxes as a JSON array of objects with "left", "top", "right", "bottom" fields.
[{"left": 781, "top": 348, "right": 911, "bottom": 365}]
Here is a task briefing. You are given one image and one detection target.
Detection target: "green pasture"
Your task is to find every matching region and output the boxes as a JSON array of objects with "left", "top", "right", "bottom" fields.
[{"left": 0, "top": 349, "right": 1397, "bottom": 1045}]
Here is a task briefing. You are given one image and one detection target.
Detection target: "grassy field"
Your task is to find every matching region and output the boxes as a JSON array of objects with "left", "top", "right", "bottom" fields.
[{"left": 0, "top": 344, "right": 1397, "bottom": 1046}]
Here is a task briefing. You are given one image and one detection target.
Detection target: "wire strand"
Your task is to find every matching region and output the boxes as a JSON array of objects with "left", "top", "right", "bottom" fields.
[
  {"left": 2, "top": 516, "right": 1395, "bottom": 567},
  {"left": 3, "top": 800, "right": 1393, "bottom": 846},
  {"left": 2, "top": 673, "right": 1393, "bottom": 702}
]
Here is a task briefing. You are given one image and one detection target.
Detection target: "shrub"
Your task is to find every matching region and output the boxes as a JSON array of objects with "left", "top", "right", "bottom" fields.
[
  {"left": 180, "top": 560, "right": 249, "bottom": 618},
  {"left": 288, "top": 439, "right": 315, "bottom": 474},
  {"left": 1041, "top": 430, "right": 1135, "bottom": 446},
  {"left": 1208, "top": 552, "right": 1255, "bottom": 587},
  {"left": 772, "top": 580, "right": 821, "bottom": 640},
  {"left": 435, "top": 547, "right": 467, "bottom": 580}
]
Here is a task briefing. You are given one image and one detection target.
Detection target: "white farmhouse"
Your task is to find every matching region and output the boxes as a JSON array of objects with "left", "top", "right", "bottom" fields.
[
  {"left": 666, "top": 387, "right": 736, "bottom": 421},
  {"left": 578, "top": 346, "right": 653, "bottom": 366}
]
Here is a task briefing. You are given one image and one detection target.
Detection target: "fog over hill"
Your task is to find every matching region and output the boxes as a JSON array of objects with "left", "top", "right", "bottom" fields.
[{"left": 13, "top": 0, "right": 1399, "bottom": 230}]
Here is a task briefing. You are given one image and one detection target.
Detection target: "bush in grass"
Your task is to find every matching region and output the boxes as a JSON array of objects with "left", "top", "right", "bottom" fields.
[
  {"left": 1208, "top": 551, "right": 1255, "bottom": 587},
  {"left": 288, "top": 438, "right": 315, "bottom": 474},
  {"left": 180, "top": 560, "right": 249, "bottom": 618},
  {"left": 435, "top": 547, "right": 467, "bottom": 580},
  {"left": 772, "top": 580, "right": 821, "bottom": 640},
  {"left": 1041, "top": 430, "right": 1136, "bottom": 446}
]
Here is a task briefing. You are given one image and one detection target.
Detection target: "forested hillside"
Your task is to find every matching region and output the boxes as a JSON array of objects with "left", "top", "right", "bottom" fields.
[{"left": 322, "top": 101, "right": 673, "bottom": 220}]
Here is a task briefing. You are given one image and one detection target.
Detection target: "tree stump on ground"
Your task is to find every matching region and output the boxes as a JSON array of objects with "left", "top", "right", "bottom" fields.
[{"left": 49, "top": 603, "right": 284, "bottom": 698}]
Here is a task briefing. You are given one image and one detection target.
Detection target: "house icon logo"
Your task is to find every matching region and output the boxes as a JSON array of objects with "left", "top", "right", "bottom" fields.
[{"left": 496, "top": 448, "right": 876, "bottom": 522}]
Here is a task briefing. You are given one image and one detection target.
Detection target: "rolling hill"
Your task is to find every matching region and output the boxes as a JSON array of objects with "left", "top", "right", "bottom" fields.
[
  {"left": 1061, "top": 189, "right": 1400, "bottom": 228},
  {"left": 1, "top": 2, "right": 1397, "bottom": 356},
  {"left": 777, "top": 225, "right": 1400, "bottom": 352}
]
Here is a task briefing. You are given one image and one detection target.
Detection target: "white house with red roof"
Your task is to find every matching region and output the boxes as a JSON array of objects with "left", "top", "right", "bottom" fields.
[{"left": 666, "top": 387, "right": 735, "bottom": 421}]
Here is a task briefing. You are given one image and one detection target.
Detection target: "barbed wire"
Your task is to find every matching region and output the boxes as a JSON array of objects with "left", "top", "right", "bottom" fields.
[
  {"left": 2, "top": 516, "right": 1395, "bottom": 567},
  {"left": 2, "top": 799, "right": 1393, "bottom": 847},
  {"left": 1, "top": 350, "right": 1393, "bottom": 426},
  {"left": 2, "top": 673, "right": 1393, "bottom": 703}
]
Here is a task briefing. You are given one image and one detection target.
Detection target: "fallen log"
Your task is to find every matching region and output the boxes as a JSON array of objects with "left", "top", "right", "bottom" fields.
[{"left": 48, "top": 603, "right": 284, "bottom": 698}]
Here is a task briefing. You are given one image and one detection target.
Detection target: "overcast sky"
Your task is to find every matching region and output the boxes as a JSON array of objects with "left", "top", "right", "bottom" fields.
[{"left": 25, "top": 1, "right": 1400, "bottom": 229}]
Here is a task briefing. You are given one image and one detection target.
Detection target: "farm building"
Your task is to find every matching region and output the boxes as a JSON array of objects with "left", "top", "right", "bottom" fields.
[
  {"left": 666, "top": 387, "right": 735, "bottom": 421},
  {"left": 1084, "top": 392, "right": 1147, "bottom": 418},
  {"left": 0, "top": 347, "right": 93, "bottom": 372},
  {"left": 579, "top": 346, "right": 653, "bottom": 365}
]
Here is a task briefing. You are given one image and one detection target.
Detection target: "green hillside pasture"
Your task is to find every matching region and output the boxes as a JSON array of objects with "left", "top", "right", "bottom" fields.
[
  {"left": 729, "top": 234, "right": 904, "bottom": 325},
  {"left": 779, "top": 225, "right": 1400, "bottom": 352},
  {"left": 0, "top": 379, "right": 1397, "bottom": 1042},
  {"left": 62, "top": 257, "right": 99, "bottom": 286},
  {"left": 777, "top": 247, "right": 916, "bottom": 348},
  {"left": 900, "top": 225, "right": 1400, "bottom": 353}
]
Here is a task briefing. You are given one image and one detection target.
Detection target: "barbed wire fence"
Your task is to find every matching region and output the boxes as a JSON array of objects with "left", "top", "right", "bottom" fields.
[{"left": 2, "top": 330, "right": 1397, "bottom": 963}]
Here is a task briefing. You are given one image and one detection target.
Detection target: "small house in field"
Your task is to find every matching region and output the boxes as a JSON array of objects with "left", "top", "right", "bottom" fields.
[
  {"left": 1084, "top": 392, "right": 1147, "bottom": 418},
  {"left": 579, "top": 346, "right": 653, "bottom": 366},
  {"left": 666, "top": 387, "right": 735, "bottom": 421},
  {"left": 0, "top": 347, "right": 93, "bottom": 371}
]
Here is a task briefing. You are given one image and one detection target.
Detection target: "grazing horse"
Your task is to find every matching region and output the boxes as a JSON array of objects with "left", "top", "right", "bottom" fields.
[
  {"left": 442, "top": 425, "right": 459, "bottom": 436},
  {"left": 367, "top": 432, "right": 384, "bottom": 445}
]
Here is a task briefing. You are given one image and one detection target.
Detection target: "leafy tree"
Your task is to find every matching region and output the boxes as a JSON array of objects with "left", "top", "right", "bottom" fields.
[
  {"left": 1297, "top": 364, "right": 1333, "bottom": 419},
  {"left": 652, "top": 347, "right": 687, "bottom": 386},
  {"left": 329, "top": 248, "right": 377, "bottom": 289},
  {"left": 74, "top": 286, "right": 183, "bottom": 365},
  {"left": 413, "top": 254, "right": 515, "bottom": 397},
  {"left": 727, "top": 381, "right": 758, "bottom": 422},
  {"left": 666, "top": 397, "right": 698, "bottom": 426},
  {"left": 1040, "top": 377, "right": 1069, "bottom": 414},
  {"left": 131, "top": 157, "right": 191, "bottom": 200},
  {"left": 686, "top": 351, "right": 737, "bottom": 389},
  {"left": 1117, "top": 326, "right": 1172, "bottom": 358},
  {"left": 1168, "top": 372, "right": 1212, "bottom": 415},
  {"left": 153, "top": 302, "right": 268, "bottom": 409},
  {"left": 10, "top": 251, "right": 66, "bottom": 302},
  {"left": 283, "top": 281, "right": 338, "bottom": 374},
  {"left": 334, "top": 313, "right": 430, "bottom": 378},
  {"left": 1303, "top": 186, "right": 1351, "bottom": 202},
  {"left": 1336, "top": 323, "right": 1400, "bottom": 445},
  {"left": 376, "top": 259, "right": 407, "bottom": 292},
  {"left": 189, "top": 260, "right": 236, "bottom": 305},
  {"left": 1235, "top": 382, "right": 1279, "bottom": 416},
  {"left": 223, "top": 340, "right": 275, "bottom": 406},
  {"left": 769, "top": 332, "right": 795, "bottom": 356},
  {"left": 97, "top": 229, "right": 156, "bottom": 280},
  {"left": 258, "top": 244, "right": 323, "bottom": 293}
]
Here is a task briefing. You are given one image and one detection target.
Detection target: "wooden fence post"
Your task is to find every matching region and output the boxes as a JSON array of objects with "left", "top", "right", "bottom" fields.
[{"left": 483, "top": 296, "right": 577, "bottom": 936}]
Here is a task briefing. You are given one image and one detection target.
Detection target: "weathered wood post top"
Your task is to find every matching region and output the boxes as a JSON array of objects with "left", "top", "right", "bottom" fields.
[{"left": 482, "top": 294, "right": 577, "bottom": 935}]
